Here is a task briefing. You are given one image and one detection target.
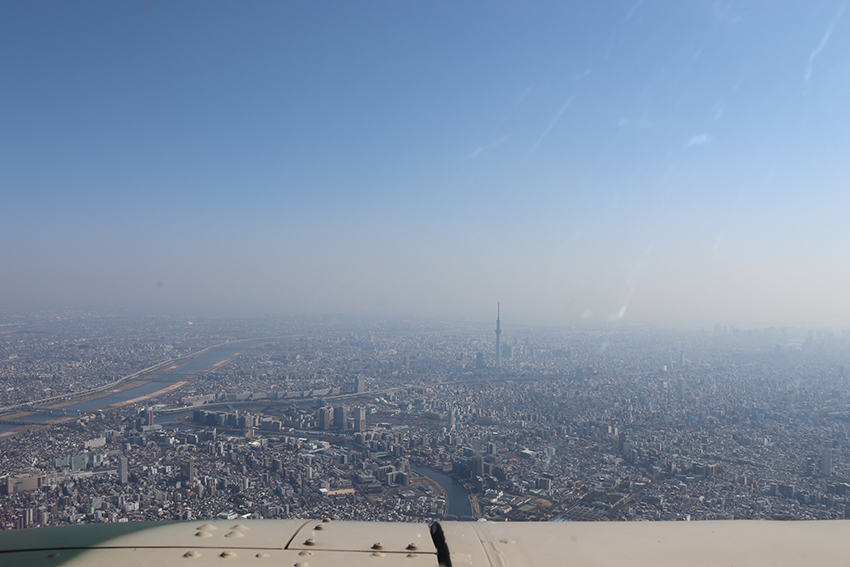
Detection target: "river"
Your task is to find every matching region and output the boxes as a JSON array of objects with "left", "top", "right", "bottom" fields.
[
  {"left": 0, "top": 339, "right": 275, "bottom": 431},
  {"left": 411, "top": 463, "right": 473, "bottom": 519}
]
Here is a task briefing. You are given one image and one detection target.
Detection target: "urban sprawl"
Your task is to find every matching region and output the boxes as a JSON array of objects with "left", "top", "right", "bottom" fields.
[{"left": 2, "top": 312, "right": 850, "bottom": 530}]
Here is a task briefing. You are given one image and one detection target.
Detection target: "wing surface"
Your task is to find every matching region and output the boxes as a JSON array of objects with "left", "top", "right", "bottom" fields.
[{"left": 1, "top": 519, "right": 849, "bottom": 567}]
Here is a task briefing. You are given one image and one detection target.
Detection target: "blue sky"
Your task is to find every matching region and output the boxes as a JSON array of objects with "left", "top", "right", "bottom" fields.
[{"left": 2, "top": 1, "right": 849, "bottom": 328}]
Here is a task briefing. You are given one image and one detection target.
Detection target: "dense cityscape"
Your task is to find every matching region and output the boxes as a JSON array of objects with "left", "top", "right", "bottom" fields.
[{"left": 3, "top": 311, "right": 850, "bottom": 530}]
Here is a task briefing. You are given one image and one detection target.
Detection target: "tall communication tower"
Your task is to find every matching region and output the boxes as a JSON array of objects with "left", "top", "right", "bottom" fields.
[{"left": 495, "top": 302, "right": 502, "bottom": 369}]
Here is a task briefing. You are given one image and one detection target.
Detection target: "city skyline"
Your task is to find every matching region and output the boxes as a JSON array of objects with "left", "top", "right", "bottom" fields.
[{"left": 3, "top": 313, "right": 850, "bottom": 527}]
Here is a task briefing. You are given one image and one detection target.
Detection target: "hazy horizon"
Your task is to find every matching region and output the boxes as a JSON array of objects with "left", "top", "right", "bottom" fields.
[{"left": 2, "top": 2, "right": 849, "bottom": 329}]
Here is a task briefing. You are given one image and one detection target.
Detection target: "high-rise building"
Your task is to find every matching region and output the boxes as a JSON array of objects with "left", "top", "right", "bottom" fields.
[
  {"left": 22, "top": 508, "right": 34, "bottom": 529},
  {"left": 495, "top": 302, "right": 502, "bottom": 369},
  {"left": 356, "top": 375, "right": 366, "bottom": 393},
  {"left": 822, "top": 447, "right": 832, "bottom": 477},
  {"left": 181, "top": 460, "right": 195, "bottom": 483},
  {"left": 354, "top": 406, "right": 366, "bottom": 432},
  {"left": 118, "top": 457, "right": 128, "bottom": 485},
  {"left": 335, "top": 405, "right": 349, "bottom": 431},
  {"left": 471, "top": 455, "right": 485, "bottom": 477},
  {"left": 317, "top": 407, "right": 332, "bottom": 430}
]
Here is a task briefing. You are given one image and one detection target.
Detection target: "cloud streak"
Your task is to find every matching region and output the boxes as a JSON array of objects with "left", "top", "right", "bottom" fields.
[
  {"left": 529, "top": 97, "right": 574, "bottom": 155},
  {"left": 686, "top": 133, "right": 712, "bottom": 147},
  {"left": 804, "top": 5, "right": 846, "bottom": 85},
  {"left": 468, "top": 135, "right": 510, "bottom": 159}
]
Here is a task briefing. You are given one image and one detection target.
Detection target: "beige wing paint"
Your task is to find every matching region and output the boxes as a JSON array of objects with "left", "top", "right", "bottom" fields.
[{"left": 1, "top": 519, "right": 848, "bottom": 567}]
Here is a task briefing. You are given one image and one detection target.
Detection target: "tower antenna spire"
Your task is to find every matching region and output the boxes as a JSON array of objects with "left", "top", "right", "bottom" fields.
[{"left": 495, "top": 302, "right": 502, "bottom": 370}]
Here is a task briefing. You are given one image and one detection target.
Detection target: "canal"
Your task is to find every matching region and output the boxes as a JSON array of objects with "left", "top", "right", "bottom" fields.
[{"left": 411, "top": 463, "right": 473, "bottom": 519}]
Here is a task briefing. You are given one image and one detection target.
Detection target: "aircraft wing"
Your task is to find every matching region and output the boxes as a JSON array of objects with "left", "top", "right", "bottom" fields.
[{"left": 1, "top": 518, "right": 849, "bottom": 567}]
